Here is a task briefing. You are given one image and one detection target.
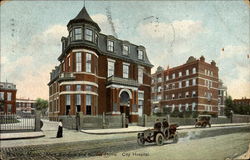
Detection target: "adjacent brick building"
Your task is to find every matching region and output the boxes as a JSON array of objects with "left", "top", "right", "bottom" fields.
[
  {"left": 0, "top": 82, "right": 17, "bottom": 114},
  {"left": 16, "top": 98, "right": 36, "bottom": 115},
  {"left": 233, "top": 98, "right": 250, "bottom": 106},
  {"left": 48, "top": 7, "right": 153, "bottom": 123},
  {"left": 151, "top": 56, "right": 219, "bottom": 116}
]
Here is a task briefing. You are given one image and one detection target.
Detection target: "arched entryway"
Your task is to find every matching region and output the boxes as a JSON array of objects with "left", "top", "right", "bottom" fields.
[{"left": 119, "top": 89, "right": 132, "bottom": 122}]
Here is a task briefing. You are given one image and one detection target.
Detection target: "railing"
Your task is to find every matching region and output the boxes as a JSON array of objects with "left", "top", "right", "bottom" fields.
[
  {"left": 107, "top": 76, "right": 139, "bottom": 87},
  {"left": 0, "top": 113, "right": 35, "bottom": 132}
]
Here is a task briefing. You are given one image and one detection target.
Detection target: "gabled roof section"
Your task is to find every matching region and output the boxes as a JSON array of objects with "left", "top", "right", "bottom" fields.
[{"left": 67, "top": 7, "right": 101, "bottom": 31}]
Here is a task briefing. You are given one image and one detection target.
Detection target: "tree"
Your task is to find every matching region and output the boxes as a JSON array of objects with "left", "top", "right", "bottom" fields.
[
  {"left": 224, "top": 96, "right": 234, "bottom": 118},
  {"left": 35, "top": 98, "right": 48, "bottom": 116}
]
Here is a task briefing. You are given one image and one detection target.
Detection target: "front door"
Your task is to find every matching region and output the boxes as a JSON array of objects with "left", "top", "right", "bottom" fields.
[{"left": 120, "top": 91, "right": 131, "bottom": 122}]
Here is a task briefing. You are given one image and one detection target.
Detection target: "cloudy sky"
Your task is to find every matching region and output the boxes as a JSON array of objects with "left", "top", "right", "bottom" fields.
[{"left": 1, "top": 0, "right": 249, "bottom": 100}]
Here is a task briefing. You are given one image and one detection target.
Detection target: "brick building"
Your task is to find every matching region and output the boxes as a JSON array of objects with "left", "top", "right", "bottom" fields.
[
  {"left": 48, "top": 7, "right": 153, "bottom": 123},
  {"left": 233, "top": 98, "right": 250, "bottom": 106},
  {"left": 0, "top": 82, "right": 17, "bottom": 114},
  {"left": 151, "top": 56, "right": 219, "bottom": 116},
  {"left": 218, "top": 80, "right": 227, "bottom": 116},
  {"left": 16, "top": 98, "right": 36, "bottom": 115}
]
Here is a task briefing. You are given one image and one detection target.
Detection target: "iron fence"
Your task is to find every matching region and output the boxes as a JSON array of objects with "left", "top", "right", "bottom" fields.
[{"left": 0, "top": 113, "right": 35, "bottom": 132}]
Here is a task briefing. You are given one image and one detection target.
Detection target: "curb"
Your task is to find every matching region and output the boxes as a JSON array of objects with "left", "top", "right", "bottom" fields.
[
  {"left": 80, "top": 130, "right": 145, "bottom": 135},
  {"left": 0, "top": 132, "right": 45, "bottom": 140}
]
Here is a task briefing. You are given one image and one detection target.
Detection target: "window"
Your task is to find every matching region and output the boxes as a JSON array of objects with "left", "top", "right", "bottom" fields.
[
  {"left": 158, "top": 77, "right": 162, "bottom": 82},
  {"left": 211, "top": 71, "right": 214, "bottom": 76},
  {"left": 166, "top": 75, "right": 169, "bottom": 81},
  {"left": 172, "top": 104, "right": 175, "bottom": 112},
  {"left": 166, "top": 84, "right": 169, "bottom": 90},
  {"left": 185, "top": 92, "right": 189, "bottom": 98},
  {"left": 7, "top": 104, "right": 12, "bottom": 112},
  {"left": 157, "top": 86, "right": 162, "bottom": 92},
  {"left": 172, "top": 73, "right": 175, "bottom": 79},
  {"left": 192, "top": 103, "right": 196, "bottom": 111},
  {"left": 69, "top": 30, "right": 73, "bottom": 41},
  {"left": 66, "top": 95, "right": 70, "bottom": 105},
  {"left": 192, "top": 78, "right": 196, "bottom": 85},
  {"left": 85, "top": 85, "right": 92, "bottom": 91},
  {"left": 157, "top": 95, "right": 162, "bottom": 100},
  {"left": 179, "top": 72, "right": 182, "bottom": 77},
  {"left": 123, "top": 64, "right": 129, "bottom": 78},
  {"left": 66, "top": 85, "right": 70, "bottom": 91},
  {"left": 178, "top": 93, "right": 182, "bottom": 98},
  {"left": 138, "top": 50, "right": 144, "bottom": 59},
  {"left": 165, "top": 95, "right": 168, "bottom": 100},
  {"left": 94, "top": 33, "right": 98, "bottom": 44},
  {"left": 86, "top": 95, "right": 92, "bottom": 115},
  {"left": 185, "top": 103, "right": 189, "bottom": 111},
  {"left": 186, "top": 80, "right": 189, "bottom": 87},
  {"left": 172, "top": 94, "right": 175, "bottom": 99},
  {"left": 186, "top": 70, "right": 189, "bottom": 76},
  {"left": 192, "top": 91, "right": 196, "bottom": 97},
  {"left": 193, "top": 68, "right": 196, "bottom": 74},
  {"left": 172, "top": 83, "right": 175, "bottom": 89},
  {"left": 138, "top": 92, "right": 144, "bottom": 99},
  {"left": 76, "top": 95, "right": 81, "bottom": 105},
  {"left": 107, "top": 40, "right": 114, "bottom": 52},
  {"left": 76, "top": 85, "right": 81, "bottom": 91},
  {"left": 86, "top": 53, "right": 92, "bottom": 73},
  {"left": 85, "top": 29, "right": 93, "bottom": 41},
  {"left": 0, "top": 92, "right": 4, "bottom": 100},
  {"left": 108, "top": 61, "right": 115, "bottom": 77},
  {"left": 179, "top": 104, "right": 182, "bottom": 112},
  {"left": 7, "top": 92, "right": 12, "bottom": 101},
  {"left": 179, "top": 82, "right": 182, "bottom": 88},
  {"left": 123, "top": 45, "right": 129, "bottom": 55},
  {"left": 68, "top": 57, "right": 71, "bottom": 67},
  {"left": 76, "top": 52, "right": 82, "bottom": 72},
  {"left": 74, "top": 28, "right": 82, "bottom": 40},
  {"left": 138, "top": 68, "right": 143, "bottom": 84}
]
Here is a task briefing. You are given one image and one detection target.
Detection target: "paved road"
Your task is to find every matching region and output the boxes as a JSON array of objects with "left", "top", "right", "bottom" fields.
[{"left": 1, "top": 124, "right": 249, "bottom": 160}]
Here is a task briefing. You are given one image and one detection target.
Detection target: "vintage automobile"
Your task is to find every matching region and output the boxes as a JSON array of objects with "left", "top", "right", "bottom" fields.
[
  {"left": 137, "top": 119, "right": 179, "bottom": 146},
  {"left": 195, "top": 115, "right": 211, "bottom": 128}
]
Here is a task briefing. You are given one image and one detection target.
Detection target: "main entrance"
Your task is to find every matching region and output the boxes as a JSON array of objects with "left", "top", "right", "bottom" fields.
[{"left": 119, "top": 90, "right": 131, "bottom": 122}]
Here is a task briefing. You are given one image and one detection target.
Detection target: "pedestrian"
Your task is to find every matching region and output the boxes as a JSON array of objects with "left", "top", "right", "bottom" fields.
[{"left": 56, "top": 119, "right": 63, "bottom": 138}]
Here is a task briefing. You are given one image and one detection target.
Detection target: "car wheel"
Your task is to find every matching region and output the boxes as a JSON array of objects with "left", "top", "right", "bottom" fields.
[
  {"left": 137, "top": 137, "right": 145, "bottom": 146},
  {"left": 155, "top": 133, "right": 164, "bottom": 146}
]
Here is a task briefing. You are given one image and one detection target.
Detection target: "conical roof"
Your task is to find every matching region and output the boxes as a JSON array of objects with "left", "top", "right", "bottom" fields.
[{"left": 67, "top": 7, "right": 101, "bottom": 31}]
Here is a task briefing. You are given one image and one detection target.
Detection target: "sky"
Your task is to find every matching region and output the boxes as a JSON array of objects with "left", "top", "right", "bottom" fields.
[{"left": 0, "top": 0, "right": 249, "bottom": 100}]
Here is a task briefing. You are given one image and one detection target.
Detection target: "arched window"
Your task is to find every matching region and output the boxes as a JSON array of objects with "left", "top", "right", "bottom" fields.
[{"left": 193, "top": 68, "right": 196, "bottom": 74}]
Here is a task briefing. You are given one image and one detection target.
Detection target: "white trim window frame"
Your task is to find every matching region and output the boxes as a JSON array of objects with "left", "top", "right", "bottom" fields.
[
  {"left": 108, "top": 60, "right": 115, "bottom": 77},
  {"left": 123, "top": 45, "right": 129, "bottom": 55},
  {"left": 107, "top": 40, "right": 114, "bottom": 52},
  {"left": 85, "top": 28, "right": 93, "bottom": 41},
  {"left": 86, "top": 53, "right": 92, "bottom": 73},
  {"left": 123, "top": 63, "right": 129, "bottom": 78},
  {"left": 138, "top": 50, "right": 144, "bottom": 60},
  {"left": 76, "top": 52, "right": 82, "bottom": 72},
  {"left": 74, "top": 28, "right": 82, "bottom": 40},
  {"left": 138, "top": 67, "right": 143, "bottom": 84}
]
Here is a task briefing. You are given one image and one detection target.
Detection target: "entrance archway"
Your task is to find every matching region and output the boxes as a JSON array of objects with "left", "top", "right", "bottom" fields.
[{"left": 119, "top": 89, "right": 132, "bottom": 123}]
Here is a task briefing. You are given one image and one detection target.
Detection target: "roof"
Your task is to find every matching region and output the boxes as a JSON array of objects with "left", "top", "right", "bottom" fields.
[{"left": 67, "top": 7, "right": 101, "bottom": 31}]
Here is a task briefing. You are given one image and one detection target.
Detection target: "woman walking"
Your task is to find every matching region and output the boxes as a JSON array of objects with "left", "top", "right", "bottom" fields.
[{"left": 56, "top": 119, "right": 63, "bottom": 138}]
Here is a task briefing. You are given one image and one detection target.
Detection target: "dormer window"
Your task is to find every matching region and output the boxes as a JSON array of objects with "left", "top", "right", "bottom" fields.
[
  {"left": 85, "top": 28, "right": 93, "bottom": 41},
  {"left": 123, "top": 45, "right": 129, "bottom": 55},
  {"left": 107, "top": 40, "right": 114, "bottom": 52},
  {"left": 74, "top": 28, "right": 82, "bottom": 40},
  {"left": 138, "top": 50, "right": 144, "bottom": 60}
]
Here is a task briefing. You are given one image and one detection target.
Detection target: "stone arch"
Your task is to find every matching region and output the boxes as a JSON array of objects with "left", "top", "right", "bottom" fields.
[{"left": 118, "top": 89, "right": 132, "bottom": 99}]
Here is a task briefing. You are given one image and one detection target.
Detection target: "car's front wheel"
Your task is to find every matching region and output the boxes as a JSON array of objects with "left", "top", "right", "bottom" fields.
[
  {"left": 137, "top": 137, "right": 145, "bottom": 146},
  {"left": 155, "top": 133, "right": 164, "bottom": 146}
]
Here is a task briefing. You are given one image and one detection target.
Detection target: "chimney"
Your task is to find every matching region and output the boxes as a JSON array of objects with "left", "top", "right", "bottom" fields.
[
  {"left": 200, "top": 56, "right": 205, "bottom": 62},
  {"left": 211, "top": 60, "right": 216, "bottom": 66}
]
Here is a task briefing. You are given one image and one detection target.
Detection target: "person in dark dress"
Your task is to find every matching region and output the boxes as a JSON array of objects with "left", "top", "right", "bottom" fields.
[{"left": 56, "top": 119, "right": 63, "bottom": 138}]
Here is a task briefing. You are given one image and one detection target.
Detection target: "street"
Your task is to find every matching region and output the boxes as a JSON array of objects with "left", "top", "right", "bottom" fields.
[{"left": 0, "top": 120, "right": 250, "bottom": 160}]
